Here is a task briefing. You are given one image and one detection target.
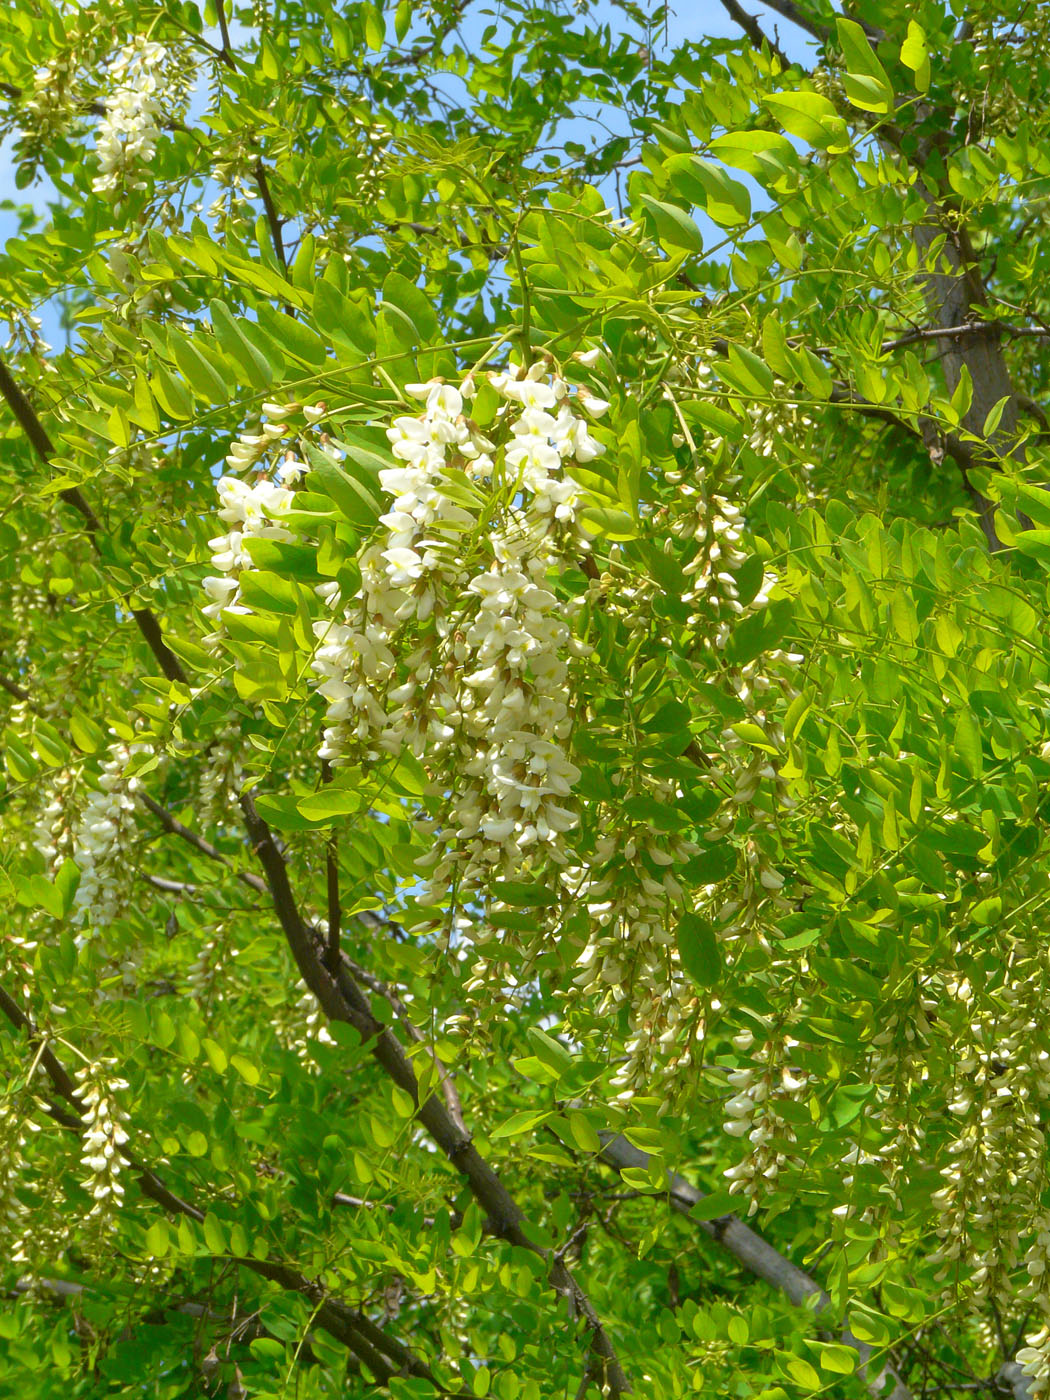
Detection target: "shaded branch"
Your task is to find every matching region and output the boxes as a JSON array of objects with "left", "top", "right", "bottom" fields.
[
  {"left": 253, "top": 162, "right": 287, "bottom": 271},
  {"left": 137, "top": 790, "right": 267, "bottom": 895},
  {"left": 0, "top": 671, "right": 30, "bottom": 702}
]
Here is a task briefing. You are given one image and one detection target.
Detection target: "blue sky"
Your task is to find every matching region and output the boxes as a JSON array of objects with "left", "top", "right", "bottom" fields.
[{"left": 0, "top": 0, "right": 815, "bottom": 346}]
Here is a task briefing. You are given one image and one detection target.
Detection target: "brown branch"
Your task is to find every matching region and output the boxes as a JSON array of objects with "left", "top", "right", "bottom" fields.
[
  {"left": 238, "top": 790, "right": 631, "bottom": 1396},
  {"left": 253, "top": 162, "right": 287, "bottom": 272},
  {"left": 0, "top": 671, "right": 30, "bottom": 702},
  {"left": 346, "top": 955, "right": 469, "bottom": 1141},
  {"left": 751, "top": 0, "right": 830, "bottom": 41},
  {"left": 215, "top": 0, "right": 236, "bottom": 68},
  {"left": 0, "top": 354, "right": 187, "bottom": 683},
  {"left": 137, "top": 790, "right": 267, "bottom": 895},
  {"left": 717, "top": 0, "right": 791, "bottom": 68}
]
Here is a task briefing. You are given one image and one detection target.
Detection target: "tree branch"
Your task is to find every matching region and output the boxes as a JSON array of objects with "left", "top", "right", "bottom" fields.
[
  {"left": 253, "top": 162, "right": 287, "bottom": 272},
  {"left": 717, "top": 0, "right": 791, "bottom": 68},
  {"left": 137, "top": 790, "right": 267, "bottom": 895},
  {"left": 0, "top": 353, "right": 187, "bottom": 683},
  {"left": 750, "top": 0, "right": 830, "bottom": 42},
  {"left": 0, "top": 671, "right": 30, "bottom": 702},
  {"left": 879, "top": 321, "right": 1050, "bottom": 353},
  {"left": 238, "top": 790, "right": 631, "bottom": 1396}
]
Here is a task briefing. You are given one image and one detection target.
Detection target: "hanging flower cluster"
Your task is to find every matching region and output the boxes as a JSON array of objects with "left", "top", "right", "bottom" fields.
[
  {"left": 720, "top": 1025, "right": 811, "bottom": 1214},
  {"left": 33, "top": 766, "right": 79, "bottom": 876},
  {"left": 310, "top": 364, "right": 604, "bottom": 902},
  {"left": 71, "top": 740, "right": 147, "bottom": 929},
  {"left": 563, "top": 799, "right": 701, "bottom": 1097},
  {"left": 21, "top": 51, "right": 81, "bottom": 162},
  {"left": 926, "top": 948, "right": 1050, "bottom": 1307},
  {"left": 0, "top": 1100, "right": 30, "bottom": 1257},
  {"left": 75, "top": 1061, "right": 130, "bottom": 1228},
  {"left": 199, "top": 721, "right": 245, "bottom": 827},
  {"left": 200, "top": 424, "right": 302, "bottom": 649},
  {"left": 92, "top": 38, "right": 170, "bottom": 196}
]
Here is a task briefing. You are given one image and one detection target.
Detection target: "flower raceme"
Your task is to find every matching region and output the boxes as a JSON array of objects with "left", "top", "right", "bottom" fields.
[
  {"left": 311, "top": 364, "right": 599, "bottom": 899},
  {"left": 92, "top": 39, "right": 169, "bottom": 196}
]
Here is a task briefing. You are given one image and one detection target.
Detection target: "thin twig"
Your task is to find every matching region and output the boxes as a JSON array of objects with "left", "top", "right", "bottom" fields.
[
  {"left": 716, "top": 0, "right": 791, "bottom": 68},
  {"left": 137, "top": 791, "right": 267, "bottom": 895}
]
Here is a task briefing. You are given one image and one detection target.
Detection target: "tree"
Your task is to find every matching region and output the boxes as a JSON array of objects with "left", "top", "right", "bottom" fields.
[{"left": 2, "top": 0, "right": 1050, "bottom": 1395}]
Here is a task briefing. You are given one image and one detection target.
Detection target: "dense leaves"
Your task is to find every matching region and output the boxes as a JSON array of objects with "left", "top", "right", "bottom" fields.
[{"left": 3, "top": 2, "right": 1050, "bottom": 1399}]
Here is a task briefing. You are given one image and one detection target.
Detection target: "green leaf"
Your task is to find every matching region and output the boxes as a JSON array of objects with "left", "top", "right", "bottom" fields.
[
  {"left": 231, "top": 1054, "right": 261, "bottom": 1085},
  {"left": 717, "top": 344, "right": 775, "bottom": 398},
  {"left": 69, "top": 708, "right": 105, "bottom": 754},
  {"left": 638, "top": 195, "right": 704, "bottom": 253},
  {"left": 899, "top": 20, "right": 930, "bottom": 93},
  {"left": 689, "top": 1190, "right": 737, "bottom": 1221},
  {"left": 297, "top": 788, "right": 363, "bottom": 821},
  {"left": 259, "top": 33, "right": 279, "bottom": 79},
  {"left": 525, "top": 1027, "right": 572, "bottom": 1076},
  {"left": 363, "top": 3, "right": 384, "bottom": 50},
  {"left": 666, "top": 155, "right": 751, "bottom": 226},
  {"left": 171, "top": 333, "right": 229, "bottom": 404},
  {"left": 679, "top": 400, "right": 745, "bottom": 441},
  {"left": 304, "top": 441, "right": 382, "bottom": 528},
  {"left": 971, "top": 895, "right": 1002, "bottom": 926},
  {"left": 765, "top": 91, "right": 850, "bottom": 150},
  {"left": 676, "top": 911, "right": 721, "bottom": 986},
  {"left": 256, "top": 305, "right": 328, "bottom": 367},
  {"left": 579, "top": 505, "right": 640, "bottom": 540},
  {"left": 209, "top": 300, "right": 275, "bottom": 389},
  {"left": 145, "top": 1220, "right": 170, "bottom": 1258},
  {"left": 815, "top": 1342, "right": 856, "bottom": 1375},
  {"left": 953, "top": 710, "right": 983, "bottom": 779},
  {"left": 492, "top": 881, "right": 559, "bottom": 908},
  {"left": 836, "top": 18, "right": 894, "bottom": 113}
]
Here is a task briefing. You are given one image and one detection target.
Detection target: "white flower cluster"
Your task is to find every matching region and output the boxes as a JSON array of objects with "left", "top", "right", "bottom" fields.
[
  {"left": 71, "top": 741, "right": 146, "bottom": 929},
  {"left": 310, "top": 363, "right": 604, "bottom": 899},
  {"left": 75, "top": 1061, "right": 130, "bottom": 1225},
  {"left": 199, "top": 723, "right": 245, "bottom": 827},
  {"left": 0, "top": 1101, "right": 31, "bottom": 1257},
  {"left": 186, "top": 925, "right": 235, "bottom": 1005},
  {"left": 721, "top": 1026, "right": 810, "bottom": 1214},
  {"left": 33, "top": 767, "right": 78, "bottom": 876},
  {"left": 561, "top": 804, "right": 701, "bottom": 1096},
  {"left": 275, "top": 924, "right": 337, "bottom": 1067},
  {"left": 201, "top": 444, "right": 300, "bottom": 648},
  {"left": 927, "top": 958, "right": 1050, "bottom": 1308},
  {"left": 24, "top": 51, "right": 79, "bottom": 148},
  {"left": 93, "top": 39, "right": 169, "bottom": 195}
]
